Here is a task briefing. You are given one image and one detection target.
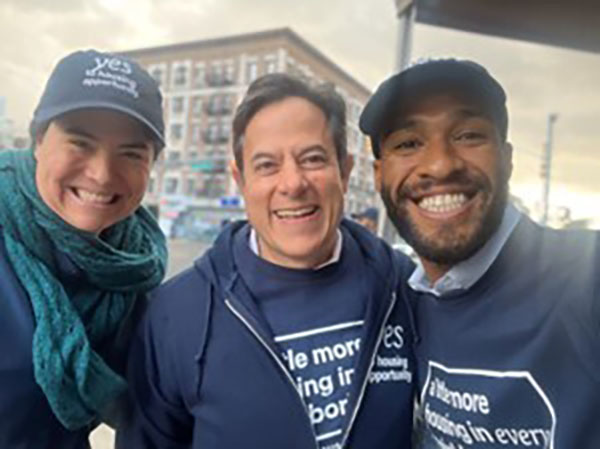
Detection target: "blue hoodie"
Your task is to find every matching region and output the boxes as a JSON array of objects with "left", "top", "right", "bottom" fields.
[{"left": 118, "top": 219, "right": 416, "bottom": 449}]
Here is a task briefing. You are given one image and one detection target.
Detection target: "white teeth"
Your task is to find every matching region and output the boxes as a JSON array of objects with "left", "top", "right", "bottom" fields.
[
  {"left": 418, "top": 193, "right": 467, "bottom": 213},
  {"left": 275, "top": 206, "right": 317, "bottom": 218},
  {"left": 76, "top": 188, "right": 114, "bottom": 204}
]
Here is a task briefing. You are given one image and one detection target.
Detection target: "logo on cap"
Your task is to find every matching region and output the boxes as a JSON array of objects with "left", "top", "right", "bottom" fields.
[{"left": 83, "top": 57, "right": 139, "bottom": 99}]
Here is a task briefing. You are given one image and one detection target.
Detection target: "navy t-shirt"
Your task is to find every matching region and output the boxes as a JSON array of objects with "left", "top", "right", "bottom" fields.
[{"left": 234, "top": 227, "right": 368, "bottom": 449}]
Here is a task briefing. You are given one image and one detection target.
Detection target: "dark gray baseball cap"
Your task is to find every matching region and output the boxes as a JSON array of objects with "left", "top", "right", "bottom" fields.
[
  {"left": 31, "top": 49, "right": 165, "bottom": 151},
  {"left": 359, "top": 59, "right": 507, "bottom": 158}
]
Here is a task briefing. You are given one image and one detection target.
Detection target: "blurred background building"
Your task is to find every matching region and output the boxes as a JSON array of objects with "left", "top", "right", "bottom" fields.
[
  {"left": 0, "top": 97, "right": 15, "bottom": 149},
  {"left": 121, "top": 28, "right": 376, "bottom": 237},
  {"left": 0, "top": 97, "right": 30, "bottom": 150}
]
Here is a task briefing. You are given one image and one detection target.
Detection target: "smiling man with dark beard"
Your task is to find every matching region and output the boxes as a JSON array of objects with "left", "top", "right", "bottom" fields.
[
  {"left": 379, "top": 161, "right": 509, "bottom": 268},
  {"left": 360, "top": 59, "right": 600, "bottom": 449}
]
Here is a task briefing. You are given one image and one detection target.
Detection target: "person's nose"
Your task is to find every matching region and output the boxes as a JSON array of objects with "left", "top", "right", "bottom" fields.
[
  {"left": 277, "top": 160, "right": 308, "bottom": 197},
  {"left": 416, "top": 136, "right": 466, "bottom": 181},
  {"left": 84, "top": 152, "right": 114, "bottom": 186}
]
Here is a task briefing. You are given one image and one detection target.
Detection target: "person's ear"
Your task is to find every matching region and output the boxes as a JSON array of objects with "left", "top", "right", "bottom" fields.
[{"left": 230, "top": 159, "right": 244, "bottom": 189}]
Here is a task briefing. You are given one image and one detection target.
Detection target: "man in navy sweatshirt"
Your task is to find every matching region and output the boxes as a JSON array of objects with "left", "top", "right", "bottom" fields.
[
  {"left": 360, "top": 59, "right": 600, "bottom": 448},
  {"left": 118, "top": 73, "right": 416, "bottom": 449}
]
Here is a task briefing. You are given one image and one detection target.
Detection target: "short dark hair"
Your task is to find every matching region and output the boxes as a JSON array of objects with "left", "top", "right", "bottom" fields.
[{"left": 232, "top": 73, "right": 347, "bottom": 172}]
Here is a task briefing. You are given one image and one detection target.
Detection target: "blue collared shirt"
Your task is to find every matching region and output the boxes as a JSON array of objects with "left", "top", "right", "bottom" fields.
[{"left": 408, "top": 203, "right": 521, "bottom": 297}]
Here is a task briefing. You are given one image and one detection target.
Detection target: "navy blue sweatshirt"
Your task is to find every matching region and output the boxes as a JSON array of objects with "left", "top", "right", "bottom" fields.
[
  {"left": 233, "top": 226, "right": 369, "bottom": 448},
  {"left": 412, "top": 216, "right": 600, "bottom": 448},
  {"left": 118, "top": 219, "right": 416, "bottom": 449},
  {"left": 0, "top": 230, "right": 130, "bottom": 449}
]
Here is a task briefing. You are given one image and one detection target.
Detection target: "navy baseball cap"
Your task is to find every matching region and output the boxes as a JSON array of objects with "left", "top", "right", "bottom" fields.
[
  {"left": 359, "top": 59, "right": 508, "bottom": 158},
  {"left": 30, "top": 49, "right": 165, "bottom": 150}
]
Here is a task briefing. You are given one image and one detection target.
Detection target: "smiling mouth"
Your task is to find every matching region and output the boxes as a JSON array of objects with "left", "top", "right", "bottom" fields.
[
  {"left": 410, "top": 189, "right": 482, "bottom": 216},
  {"left": 71, "top": 187, "right": 118, "bottom": 205},
  {"left": 274, "top": 206, "right": 319, "bottom": 220}
]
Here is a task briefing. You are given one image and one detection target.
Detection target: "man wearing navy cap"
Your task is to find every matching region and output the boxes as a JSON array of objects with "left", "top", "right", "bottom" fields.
[{"left": 360, "top": 59, "right": 600, "bottom": 448}]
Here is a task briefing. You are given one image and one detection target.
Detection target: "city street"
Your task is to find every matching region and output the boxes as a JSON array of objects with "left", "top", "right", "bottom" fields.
[{"left": 90, "top": 238, "right": 210, "bottom": 449}]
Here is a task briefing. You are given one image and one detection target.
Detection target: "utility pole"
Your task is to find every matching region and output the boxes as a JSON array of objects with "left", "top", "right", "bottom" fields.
[
  {"left": 394, "top": 0, "right": 416, "bottom": 72},
  {"left": 541, "top": 113, "right": 558, "bottom": 225},
  {"left": 379, "top": 0, "right": 417, "bottom": 241}
]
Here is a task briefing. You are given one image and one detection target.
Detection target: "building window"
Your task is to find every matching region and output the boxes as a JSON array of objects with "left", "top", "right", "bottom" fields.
[
  {"left": 246, "top": 60, "right": 258, "bottom": 84},
  {"left": 171, "top": 97, "right": 184, "bottom": 115},
  {"left": 206, "top": 94, "right": 233, "bottom": 115},
  {"left": 173, "top": 65, "right": 188, "bottom": 87},
  {"left": 150, "top": 67, "right": 164, "bottom": 86},
  {"left": 224, "top": 61, "right": 235, "bottom": 85},
  {"left": 185, "top": 178, "right": 196, "bottom": 195},
  {"left": 219, "top": 122, "right": 231, "bottom": 142},
  {"left": 170, "top": 124, "right": 183, "bottom": 141},
  {"left": 265, "top": 56, "right": 277, "bottom": 74},
  {"left": 206, "top": 95, "right": 220, "bottom": 115},
  {"left": 207, "top": 63, "right": 224, "bottom": 86},
  {"left": 205, "top": 121, "right": 219, "bottom": 143},
  {"left": 191, "top": 96, "right": 202, "bottom": 117},
  {"left": 205, "top": 146, "right": 227, "bottom": 158},
  {"left": 222, "top": 94, "right": 233, "bottom": 114},
  {"left": 190, "top": 123, "right": 202, "bottom": 144},
  {"left": 164, "top": 178, "right": 179, "bottom": 195},
  {"left": 193, "top": 64, "right": 205, "bottom": 88},
  {"left": 200, "top": 174, "right": 227, "bottom": 198},
  {"left": 167, "top": 151, "right": 181, "bottom": 161}
]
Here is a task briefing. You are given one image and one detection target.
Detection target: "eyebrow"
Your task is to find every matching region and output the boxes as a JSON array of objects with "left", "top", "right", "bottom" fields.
[
  {"left": 250, "top": 151, "right": 276, "bottom": 163},
  {"left": 63, "top": 126, "right": 98, "bottom": 141},
  {"left": 299, "top": 144, "right": 327, "bottom": 154},
  {"left": 453, "top": 108, "right": 490, "bottom": 121},
  {"left": 119, "top": 142, "right": 151, "bottom": 151}
]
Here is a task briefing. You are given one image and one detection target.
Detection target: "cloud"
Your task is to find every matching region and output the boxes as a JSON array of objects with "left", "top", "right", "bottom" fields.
[{"left": 1, "top": 0, "right": 90, "bottom": 14}]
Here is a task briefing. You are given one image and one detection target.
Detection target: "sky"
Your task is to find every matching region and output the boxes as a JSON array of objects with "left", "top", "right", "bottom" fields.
[{"left": 1, "top": 0, "right": 598, "bottom": 222}]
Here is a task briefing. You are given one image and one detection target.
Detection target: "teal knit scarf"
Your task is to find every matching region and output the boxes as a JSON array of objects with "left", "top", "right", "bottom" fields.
[{"left": 0, "top": 149, "right": 167, "bottom": 430}]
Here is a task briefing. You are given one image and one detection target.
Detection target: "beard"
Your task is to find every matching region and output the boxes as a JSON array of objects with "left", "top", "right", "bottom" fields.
[{"left": 381, "top": 168, "right": 509, "bottom": 266}]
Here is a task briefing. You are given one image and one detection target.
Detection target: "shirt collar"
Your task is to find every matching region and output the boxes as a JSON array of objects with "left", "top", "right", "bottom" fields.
[
  {"left": 408, "top": 203, "right": 521, "bottom": 297},
  {"left": 249, "top": 228, "right": 343, "bottom": 270}
]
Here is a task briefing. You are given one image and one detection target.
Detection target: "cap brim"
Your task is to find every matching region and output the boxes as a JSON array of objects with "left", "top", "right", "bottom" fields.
[{"left": 359, "top": 61, "right": 505, "bottom": 140}]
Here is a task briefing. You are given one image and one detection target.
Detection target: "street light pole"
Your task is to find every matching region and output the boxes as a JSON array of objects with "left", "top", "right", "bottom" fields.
[
  {"left": 378, "top": 0, "right": 417, "bottom": 242},
  {"left": 541, "top": 113, "right": 558, "bottom": 225},
  {"left": 394, "top": 0, "right": 416, "bottom": 71}
]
